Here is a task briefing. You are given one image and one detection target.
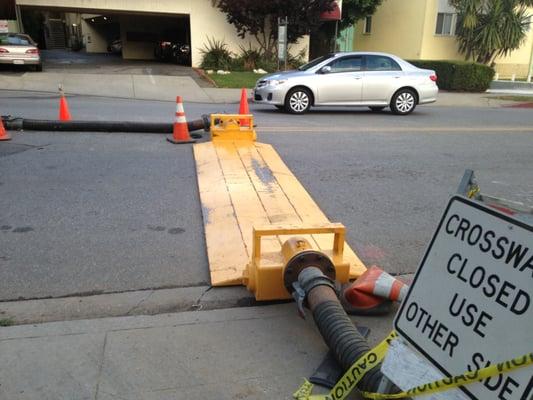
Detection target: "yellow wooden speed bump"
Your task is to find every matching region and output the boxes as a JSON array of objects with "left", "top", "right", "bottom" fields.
[{"left": 194, "top": 114, "right": 367, "bottom": 300}]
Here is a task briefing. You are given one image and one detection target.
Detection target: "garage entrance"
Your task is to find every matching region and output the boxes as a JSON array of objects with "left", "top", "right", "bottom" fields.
[
  {"left": 19, "top": 7, "right": 192, "bottom": 66},
  {"left": 83, "top": 13, "right": 191, "bottom": 65}
]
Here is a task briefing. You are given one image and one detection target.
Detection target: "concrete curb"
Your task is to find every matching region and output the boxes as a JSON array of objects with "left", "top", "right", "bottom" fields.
[
  {"left": 0, "top": 286, "right": 258, "bottom": 326},
  {"left": 0, "top": 274, "right": 414, "bottom": 326}
]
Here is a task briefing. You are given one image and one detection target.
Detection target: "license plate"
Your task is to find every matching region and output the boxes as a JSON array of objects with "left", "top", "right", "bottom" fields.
[{"left": 13, "top": 60, "right": 24, "bottom": 65}]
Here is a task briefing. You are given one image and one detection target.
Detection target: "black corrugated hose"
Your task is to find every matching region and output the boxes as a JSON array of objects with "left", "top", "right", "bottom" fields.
[
  {"left": 297, "top": 267, "right": 399, "bottom": 397},
  {"left": 313, "top": 300, "right": 387, "bottom": 393},
  {"left": 1, "top": 115, "right": 210, "bottom": 134}
]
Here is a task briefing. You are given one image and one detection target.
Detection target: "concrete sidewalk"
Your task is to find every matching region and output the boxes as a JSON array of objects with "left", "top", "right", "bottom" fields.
[
  {"left": 0, "top": 72, "right": 244, "bottom": 103},
  {"left": 0, "top": 303, "right": 395, "bottom": 400}
]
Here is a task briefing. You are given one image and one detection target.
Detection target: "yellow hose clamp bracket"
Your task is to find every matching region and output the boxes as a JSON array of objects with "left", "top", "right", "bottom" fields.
[
  {"left": 243, "top": 223, "right": 351, "bottom": 301},
  {"left": 210, "top": 113, "right": 257, "bottom": 142}
]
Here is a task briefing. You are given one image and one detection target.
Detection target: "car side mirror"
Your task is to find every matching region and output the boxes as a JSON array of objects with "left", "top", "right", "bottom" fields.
[{"left": 320, "top": 66, "right": 332, "bottom": 74}]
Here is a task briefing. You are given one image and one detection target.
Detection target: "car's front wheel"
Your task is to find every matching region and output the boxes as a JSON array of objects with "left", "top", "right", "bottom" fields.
[
  {"left": 390, "top": 89, "right": 417, "bottom": 115},
  {"left": 285, "top": 88, "right": 311, "bottom": 114}
]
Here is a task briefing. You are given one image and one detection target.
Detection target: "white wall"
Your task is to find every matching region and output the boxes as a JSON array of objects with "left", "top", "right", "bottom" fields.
[
  {"left": 16, "top": 0, "right": 309, "bottom": 67},
  {"left": 3, "top": 20, "right": 20, "bottom": 33},
  {"left": 81, "top": 19, "right": 108, "bottom": 53}
]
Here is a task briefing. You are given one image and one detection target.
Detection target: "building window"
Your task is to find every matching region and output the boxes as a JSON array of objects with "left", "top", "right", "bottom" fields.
[
  {"left": 363, "top": 16, "right": 372, "bottom": 34},
  {"left": 435, "top": 12, "right": 456, "bottom": 35}
]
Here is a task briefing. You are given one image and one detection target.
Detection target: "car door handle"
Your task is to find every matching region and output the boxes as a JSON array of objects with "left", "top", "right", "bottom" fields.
[
  {"left": 354, "top": 76, "right": 362, "bottom": 80},
  {"left": 394, "top": 76, "right": 401, "bottom": 79}
]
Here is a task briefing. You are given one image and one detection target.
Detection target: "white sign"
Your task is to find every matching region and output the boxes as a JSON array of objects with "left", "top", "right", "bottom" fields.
[
  {"left": 0, "top": 20, "right": 9, "bottom": 33},
  {"left": 394, "top": 196, "right": 533, "bottom": 400},
  {"left": 278, "top": 24, "right": 287, "bottom": 61}
]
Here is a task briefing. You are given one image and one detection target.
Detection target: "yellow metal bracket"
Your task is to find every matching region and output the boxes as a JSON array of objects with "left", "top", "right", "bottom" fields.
[
  {"left": 244, "top": 223, "right": 351, "bottom": 301},
  {"left": 210, "top": 114, "right": 257, "bottom": 142}
]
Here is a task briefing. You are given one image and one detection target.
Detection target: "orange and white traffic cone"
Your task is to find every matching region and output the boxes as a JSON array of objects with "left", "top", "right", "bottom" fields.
[
  {"left": 0, "top": 118, "right": 11, "bottom": 141},
  {"left": 238, "top": 88, "right": 250, "bottom": 127},
  {"left": 167, "top": 96, "right": 195, "bottom": 144},
  {"left": 58, "top": 85, "right": 72, "bottom": 121},
  {"left": 341, "top": 266, "right": 409, "bottom": 315}
]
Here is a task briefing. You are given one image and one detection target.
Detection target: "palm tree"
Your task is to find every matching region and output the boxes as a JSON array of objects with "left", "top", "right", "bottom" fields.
[{"left": 451, "top": 0, "right": 532, "bottom": 65}]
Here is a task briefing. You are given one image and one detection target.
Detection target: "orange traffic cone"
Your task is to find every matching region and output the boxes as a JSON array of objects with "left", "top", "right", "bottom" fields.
[
  {"left": 58, "top": 85, "right": 72, "bottom": 121},
  {"left": 0, "top": 118, "right": 11, "bottom": 141},
  {"left": 167, "top": 96, "right": 195, "bottom": 144},
  {"left": 341, "top": 266, "right": 409, "bottom": 315},
  {"left": 238, "top": 88, "right": 250, "bottom": 127}
]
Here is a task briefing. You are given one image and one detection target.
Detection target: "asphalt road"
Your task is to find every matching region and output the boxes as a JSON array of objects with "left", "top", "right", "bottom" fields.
[{"left": 1, "top": 90, "right": 532, "bottom": 301}]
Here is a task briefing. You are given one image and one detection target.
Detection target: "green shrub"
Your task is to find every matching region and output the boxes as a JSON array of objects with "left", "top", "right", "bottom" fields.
[
  {"left": 229, "top": 56, "right": 246, "bottom": 72},
  {"left": 255, "top": 56, "right": 277, "bottom": 72},
  {"left": 200, "top": 37, "right": 233, "bottom": 70},
  {"left": 408, "top": 60, "right": 495, "bottom": 92},
  {"left": 200, "top": 39, "right": 307, "bottom": 73},
  {"left": 287, "top": 47, "right": 307, "bottom": 69},
  {"left": 237, "top": 44, "right": 263, "bottom": 70}
]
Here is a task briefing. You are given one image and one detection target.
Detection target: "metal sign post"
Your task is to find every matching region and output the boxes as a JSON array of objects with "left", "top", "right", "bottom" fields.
[
  {"left": 278, "top": 17, "right": 288, "bottom": 71},
  {"left": 393, "top": 196, "right": 532, "bottom": 400}
]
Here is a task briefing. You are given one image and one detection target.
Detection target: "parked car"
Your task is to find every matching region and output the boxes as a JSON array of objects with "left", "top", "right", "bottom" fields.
[
  {"left": 107, "top": 39, "right": 122, "bottom": 54},
  {"left": 253, "top": 52, "right": 438, "bottom": 115},
  {"left": 154, "top": 40, "right": 191, "bottom": 65},
  {"left": 0, "top": 33, "right": 42, "bottom": 71}
]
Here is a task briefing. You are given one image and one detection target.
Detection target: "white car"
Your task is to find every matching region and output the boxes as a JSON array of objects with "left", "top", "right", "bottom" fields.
[
  {"left": 0, "top": 33, "right": 42, "bottom": 71},
  {"left": 253, "top": 52, "right": 438, "bottom": 115}
]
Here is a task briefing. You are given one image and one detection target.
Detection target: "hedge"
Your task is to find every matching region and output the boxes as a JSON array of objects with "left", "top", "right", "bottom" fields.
[{"left": 407, "top": 60, "right": 495, "bottom": 92}]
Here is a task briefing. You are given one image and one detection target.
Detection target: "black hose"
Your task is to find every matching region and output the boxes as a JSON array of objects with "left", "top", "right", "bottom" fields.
[
  {"left": 313, "top": 300, "right": 388, "bottom": 394},
  {"left": 2, "top": 115, "right": 210, "bottom": 134},
  {"left": 22, "top": 119, "right": 174, "bottom": 133},
  {"left": 294, "top": 267, "right": 395, "bottom": 396}
]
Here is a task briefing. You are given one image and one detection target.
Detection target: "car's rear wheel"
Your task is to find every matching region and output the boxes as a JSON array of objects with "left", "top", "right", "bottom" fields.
[
  {"left": 369, "top": 106, "right": 386, "bottom": 112},
  {"left": 390, "top": 89, "right": 417, "bottom": 115},
  {"left": 285, "top": 88, "right": 311, "bottom": 114}
]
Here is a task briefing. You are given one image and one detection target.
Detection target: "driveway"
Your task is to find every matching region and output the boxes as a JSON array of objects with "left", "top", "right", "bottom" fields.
[{"left": 1, "top": 49, "right": 211, "bottom": 88}]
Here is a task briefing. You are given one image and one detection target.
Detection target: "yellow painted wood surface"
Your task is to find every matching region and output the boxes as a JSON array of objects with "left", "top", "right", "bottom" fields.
[{"left": 194, "top": 141, "right": 367, "bottom": 287}]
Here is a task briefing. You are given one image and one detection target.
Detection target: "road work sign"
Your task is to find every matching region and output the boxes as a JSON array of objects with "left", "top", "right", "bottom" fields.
[{"left": 394, "top": 196, "right": 532, "bottom": 400}]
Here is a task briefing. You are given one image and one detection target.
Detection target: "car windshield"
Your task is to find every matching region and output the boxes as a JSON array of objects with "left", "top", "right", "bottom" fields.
[
  {"left": 0, "top": 34, "right": 34, "bottom": 46},
  {"left": 298, "top": 54, "right": 334, "bottom": 71}
]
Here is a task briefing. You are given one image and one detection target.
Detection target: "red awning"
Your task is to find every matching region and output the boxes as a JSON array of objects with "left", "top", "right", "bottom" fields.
[{"left": 320, "top": 1, "right": 342, "bottom": 21}]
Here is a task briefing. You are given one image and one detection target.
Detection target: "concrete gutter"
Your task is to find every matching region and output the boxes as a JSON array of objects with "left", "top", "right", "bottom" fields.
[
  {"left": 0, "top": 274, "right": 413, "bottom": 326},
  {"left": 0, "top": 286, "right": 256, "bottom": 325}
]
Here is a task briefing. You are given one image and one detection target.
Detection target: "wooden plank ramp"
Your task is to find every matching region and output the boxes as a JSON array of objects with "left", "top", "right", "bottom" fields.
[{"left": 194, "top": 141, "right": 367, "bottom": 287}]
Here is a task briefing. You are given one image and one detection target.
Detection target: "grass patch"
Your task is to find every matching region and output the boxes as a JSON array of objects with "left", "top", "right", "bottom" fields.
[
  {"left": 208, "top": 72, "right": 267, "bottom": 88},
  {"left": 0, "top": 318, "right": 14, "bottom": 327},
  {"left": 489, "top": 95, "right": 533, "bottom": 102}
]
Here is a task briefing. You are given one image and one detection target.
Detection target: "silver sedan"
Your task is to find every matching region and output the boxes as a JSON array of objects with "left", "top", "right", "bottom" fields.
[
  {"left": 253, "top": 52, "right": 438, "bottom": 115},
  {"left": 0, "top": 33, "right": 42, "bottom": 71}
]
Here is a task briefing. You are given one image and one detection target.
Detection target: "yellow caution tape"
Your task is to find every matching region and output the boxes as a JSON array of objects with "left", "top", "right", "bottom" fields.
[
  {"left": 293, "top": 331, "right": 533, "bottom": 400},
  {"left": 361, "top": 352, "right": 533, "bottom": 399},
  {"left": 467, "top": 185, "right": 480, "bottom": 199},
  {"left": 294, "top": 331, "right": 397, "bottom": 400}
]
